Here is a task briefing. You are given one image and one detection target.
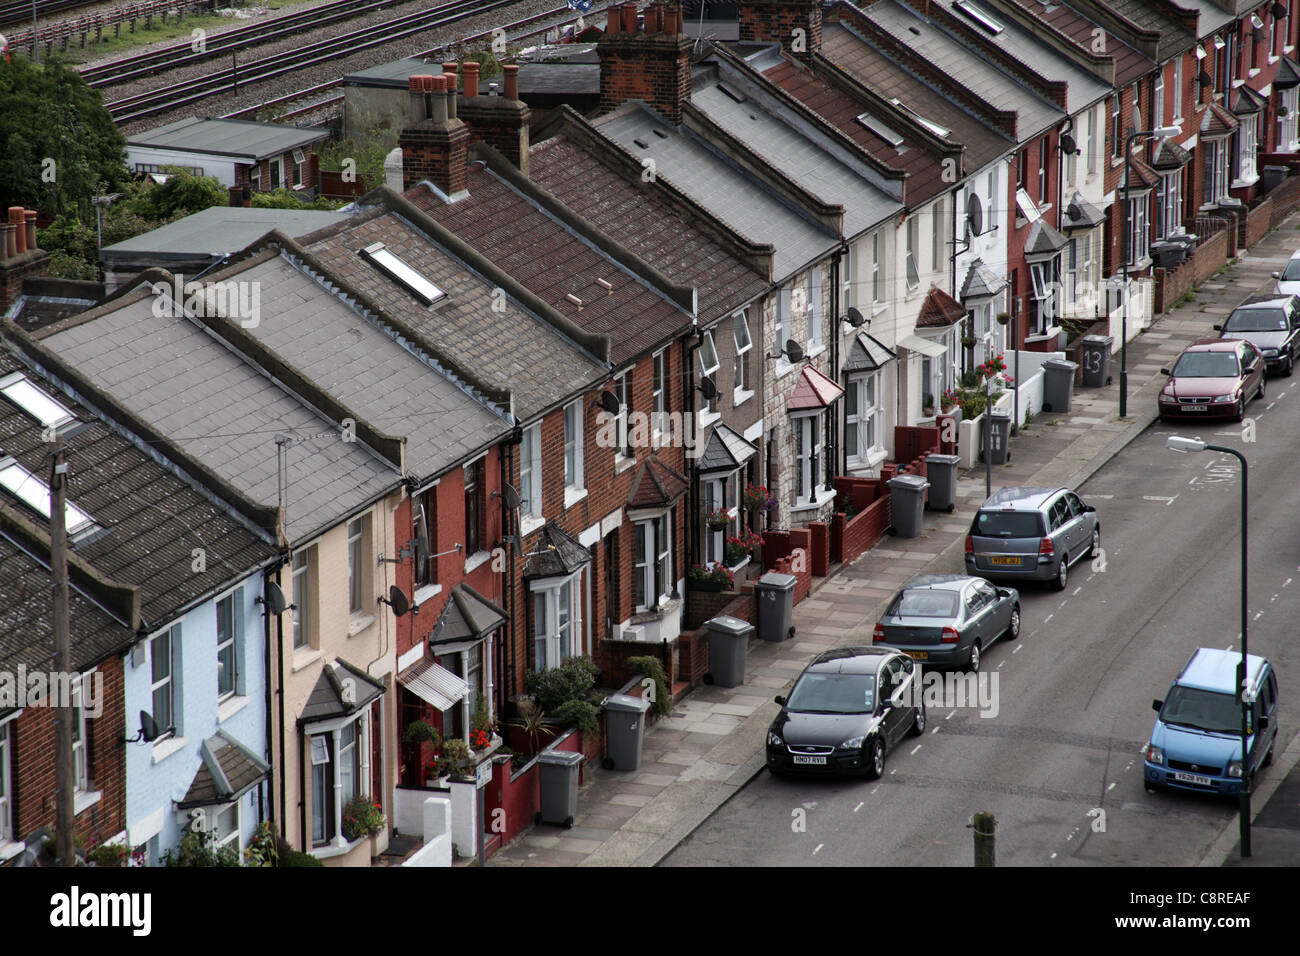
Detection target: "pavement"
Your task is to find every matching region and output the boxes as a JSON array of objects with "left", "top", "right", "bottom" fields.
[{"left": 488, "top": 219, "right": 1300, "bottom": 868}]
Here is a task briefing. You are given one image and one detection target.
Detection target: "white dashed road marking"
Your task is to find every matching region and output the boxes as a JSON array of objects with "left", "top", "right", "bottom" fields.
[{"left": 911, "top": 744, "right": 922, "bottom": 755}]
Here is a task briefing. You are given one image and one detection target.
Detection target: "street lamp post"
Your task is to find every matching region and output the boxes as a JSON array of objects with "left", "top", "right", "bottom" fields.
[
  {"left": 1166, "top": 435, "right": 1250, "bottom": 858},
  {"left": 1120, "top": 127, "right": 1181, "bottom": 418}
]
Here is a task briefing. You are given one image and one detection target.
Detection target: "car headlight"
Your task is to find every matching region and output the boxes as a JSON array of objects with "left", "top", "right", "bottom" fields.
[
  {"left": 1159, "top": 394, "right": 1177, "bottom": 403},
  {"left": 1146, "top": 745, "right": 1164, "bottom": 765},
  {"left": 1211, "top": 394, "right": 1235, "bottom": 403},
  {"left": 840, "top": 734, "right": 867, "bottom": 750},
  {"left": 1228, "top": 761, "right": 1243, "bottom": 778},
  {"left": 1262, "top": 349, "right": 1279, "bottom": 356},
  {"left": 767, "top": 730, "right": 783, "bottom": 747}
]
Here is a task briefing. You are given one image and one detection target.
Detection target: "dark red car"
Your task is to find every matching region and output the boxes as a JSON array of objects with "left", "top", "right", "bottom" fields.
[{"left": 1158, "top": 338, "right": 1266, "bottom": 422}]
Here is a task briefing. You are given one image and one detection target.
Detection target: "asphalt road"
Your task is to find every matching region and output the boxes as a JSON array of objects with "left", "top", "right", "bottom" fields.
[{"left": 662, "top": 380, "right": 1300, "bottom": 867}]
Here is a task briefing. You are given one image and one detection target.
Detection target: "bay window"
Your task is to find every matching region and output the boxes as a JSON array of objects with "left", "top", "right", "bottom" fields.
[
  {"left": 1029, "top": 257, "right": 1062, "bottom": 334},
  {"left": 1281, "top": 86, "right": 1300, "bottom": 150},
  {"left": 1127, "top": 192, "right": 1151, "bottom": 266},
  {"left": 533, "top": 572, "right": 585, "bottom": 668},
  {"left": 844, "top": 372, "right": 881, "bottom": 467},
  {"left": 1205, "top": 138, "right": 1230, "bottom": 203},
  {"left": 0, "top": 722, "right": 10, "bottom": 844},
  {"left": 1157, "top": 170, "right": 1182, "bottom": 237},
  {"left": 793, "top": 413, "right": 825, "bottom": 506},
  {"left": 703, "top": 472, "right": 741, "bottom": 566},
  {"left": 308, "top": 709, "right": 372, "bottom": 848},
  {"left": 1237, "top": 114, "right": 1259, "bottom": 183},
  {"left": 634, "top": 513, "right": 674, "bottom": 612}
]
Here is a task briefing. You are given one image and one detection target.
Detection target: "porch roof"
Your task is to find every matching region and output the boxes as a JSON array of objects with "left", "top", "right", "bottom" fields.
[
  {"left": 696, "top": 422, "right": 758, "bottom": 475},
  {"left": 625, "top": 455, "right": 690, "bottom": 510},
  {"left": 398, "top": 657, "right": 468, "bottom": 712},
  {"left": 429, "top": 583, "right": 508, "bottom": 649},
  {"left": 916, "top": 287, "right": 966, "bottom": 328},
  {"left": 843, "top": 332, "right": 897, "bottom": 373},
  {"left": 959, "top": 259, "right": 1007, "bottom": 301},
  {"left": 524, "top": 522, "right": 592, "bottom": 579},
  {"left": 1024, "top": 218, "right": 1069, "bottom": 257},
  {"left": 298, "top": 658, "right": 385, "bottom": 726},
  {"left": 176, "top": 730, "right": 271, "bottom": 809},
  {"left": 787, "top": 365, "right": 846, "bottom": 410},
  {"left": 1062, "top": 192, "right": 1106, "bottom": 231}
]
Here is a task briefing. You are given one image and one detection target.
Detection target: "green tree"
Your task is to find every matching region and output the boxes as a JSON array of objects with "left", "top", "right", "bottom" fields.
[
  {"left": 250, "top": 186, "right": 344, "bottom": 210},
  {"left": 0, "top": 56, "right": 128, "bottom": 218},
  {"left": 131, "top": 167, "right": 228, "bottom": 220}
]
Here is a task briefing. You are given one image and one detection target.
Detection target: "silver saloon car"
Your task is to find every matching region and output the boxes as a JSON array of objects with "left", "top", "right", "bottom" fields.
[
  {"left": 964, "top": 487, "right": 1100, "bottom": 591},
  {"left": 873, "top": 574, "right": 1020, "bottom": 673}
]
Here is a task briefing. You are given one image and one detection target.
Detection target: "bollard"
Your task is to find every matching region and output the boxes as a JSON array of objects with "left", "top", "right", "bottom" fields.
[{"left": 971, "top": 811, "right": 996, "bottom": 867}]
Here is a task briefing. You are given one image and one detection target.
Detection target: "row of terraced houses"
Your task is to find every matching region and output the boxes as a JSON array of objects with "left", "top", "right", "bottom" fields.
[{"left": 4, "top": 0, "right": 1300, "bottom": 865}]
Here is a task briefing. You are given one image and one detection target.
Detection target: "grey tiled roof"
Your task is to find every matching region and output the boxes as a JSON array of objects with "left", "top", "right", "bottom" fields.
[
  {"left": 843, "top": 332, "right": 897, "bottom": 373},
  {"left": 177, "top": 730, "right": 271, "bottom": 808},
  {"left": 1024, "top": 218, "right": 1069, "bottom": 256},
  {"left": 691, "top": 82, "right": 903, "bottom": 237},
  {"left": 864, "top": 0, "right": 1064, "bottom": 138},
  {"left": 523, "top": 522, "right": 591, "bottom": 579},
  {"left": 696, "top": 422, "right": 758, "bottom": 474},
  {"left": 101, "top": 206, "right": 348, "bottom": 258},
  {"left": 1062, "top": 192, "right": 1106, "bottom": 230},
  {"left": 429, "top": 583, "right": 508, "bottom": 646},
  {"left": 299, "top": 658, "right": 385, "bottom": 725},
  {"left": 37, "top": 287, "right": 400, "bottom": 543},
  {"left": 960, "top": 258, "right": 1008, "bottom": 300},
  {"left": 595, "top": 106, "right": 840, "bottom": 282}
]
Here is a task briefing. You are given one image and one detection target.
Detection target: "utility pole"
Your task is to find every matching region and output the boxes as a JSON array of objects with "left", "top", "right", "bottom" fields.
[{"left": 50, "top": 435, "right": 76, "bottom": 866}]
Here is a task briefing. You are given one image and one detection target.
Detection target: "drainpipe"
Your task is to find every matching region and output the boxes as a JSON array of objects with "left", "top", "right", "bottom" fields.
[
  {"left": 500, "top": 429, "right": 520, "bottom": 704},
  {"left": 831, "top": 248, "right": 844, "bottom": 480},
  {"left": 275, "top": 561, "right": 287, "bottom": 841},
  {"left": 299, "top": 726, "right": 307, "bottom": 851},
  {"left": 262, "top": 565, "right": 273, "bottom": 833},
  {"left": 685, "top": 334, "right": 699, "bottom": 574}
]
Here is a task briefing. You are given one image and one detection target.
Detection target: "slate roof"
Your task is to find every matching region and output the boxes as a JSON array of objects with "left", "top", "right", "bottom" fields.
[
  {"left": 176, "top": 731, "right": 271, "bottom": 809},
  {"left": 126, "top": 117, "right": 329, "bottom": 161},
  {"left": 1097, "top": 0, "right": 1197, "bottom": 61},
  {"left": 429, "top": 583, "right": 508, "bottom": 647},
  {"left": 529, "top": 132, "right": 770, "bottom": 319},
  {"left": 301, "top": 196, "right": 607, "bottom": 422},
  {"left": 6, "top": 291, "right": 98, "bottom": 332},
  {"left": 960, "top": 258, "right": 1008, "bottom": 299},
  {"left": 787, "top": 365, "right": 847, "bottom": 409},
  {"left": 1062, "top": 192, "right": 1107, "bottom": 230},
  {"left": 1175, "top": 0, "right": 1238, "bottom": 36},
  {"left": 862, "top": 0, "right": 1064, "bottom": 138},
  {"left": 625, "top": 455, "right": 690, "bottom": 509},
  {"left": 101, "top": 206, "right": 348, "bottom": 260},
  {"left": 523, "top": 522, "right": 591, "bottom": 578},
  {"left": 916, "top": 287, "right": 967, "bottom": 328},
  {"left": 689, "top": 79, "right": 902, "bottom": 237},
  {"left": 843, "top": 332, "right": 897, "bottom": 373},
  {"left": 1024, "top": 218, "right": 1070, "bottom": 255},
  {"left": 1232, "top": 84, "right": 1268, "bottom": 115},
  {"left": 696, "top": 422, "right": 758, "bottom": 474},
  {"left": 818, "top": 25, "right": 1014, "bottom": 171},
  {"left": 219, "top": 249, "right": 511, "bottom": 481},
  {"left": 593, "top": 105, "right": 840, "bottom": 282},
  {"left": 0, "top": 349, "right": 276, "bottom": 627},
  {"left": 761, "top": 55, "right": 953, "bottom": 207},
  {"left": 298, "top": 658, "right": 385, "bottom": 725},
  {"left": 1152, "top": 138, "right": 1193, "bottom": 170},
  {"left": 407, "top": 157, "right": 696, "bottom": 367},
  {"left": 1002, "top": 0, "right": 1151, "bottom": 87},
  {"left": 34, "top": 281, "right": 400, "bottom": 543}
]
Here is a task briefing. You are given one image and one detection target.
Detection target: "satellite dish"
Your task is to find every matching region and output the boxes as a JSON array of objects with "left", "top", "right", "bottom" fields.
[
  {"left": 697, "top": 377, "right": 718, "bottom": 400},
  {"left": 388, "top": 585, "right": 411, "bottom": 617},
  {"left": 1060, "top": 132, "right": 1077, "bottom": 155},
  {"left": 785, "top": 339, "right": 804, "bottom": 363},
  {"left": 966, "top": 192, "right": 984, "bottom": 237},
  {"left": 1066, "top": 200, "right": 1083, "bottom": 222},
  {"left": 140, "top": 710, "right": 161, "bottom": 743},
  {"left": 502, "top": 482, "right": 521, "bottom": 511},
  {"left": 262, "top": 581, "right": 288, "bottom": 615},
  {"left": 1197, "top": 69, "right": 1214, "bottom": 86},
  {"left": 597, "top": 390, "right": 621, "bottom": 415},
  {"left": 845, "top": 306, "right": 867, "bottom": 328}
]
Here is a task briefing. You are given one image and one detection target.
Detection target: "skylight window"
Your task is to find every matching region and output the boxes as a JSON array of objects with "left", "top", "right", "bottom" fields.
[
  {"left": 0, "top": 373, "right": 77, "bottom": 432},
  {"left": 0, "top": 458, "right": 96, "bottom": 536},
  {"left": 856, "top": 112, "right": 904, "bottom": 148},
  {"left": 953, "top": 0, "right": 1005, "bottom": 34},
  {"left": 361, "top": 242, "right": 446, "bottom": 306},
  {"left": 889, "top": 99, "right": 950, "bottom": 138}
]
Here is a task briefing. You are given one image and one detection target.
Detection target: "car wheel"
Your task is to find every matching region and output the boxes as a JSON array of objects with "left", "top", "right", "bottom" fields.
[
  {"left": 767, "top": 762, "right": 786, "bottom": 778},
  {"left": 1286, "top": 355, "right": 1295, "bottom": 377},
  {"left": 865, "top": 736, "right": 885, "bottom": 779},
  {"left": 967, "top": 641, "right": 981, "bottom": 673},
  {"left": 1258, "top": 377, "right": 1266, "bottom": 401},
  {"left": 1004, "top": 604, "right": 1021, "bottom": 641},
  {"left": 910, "top": 703, "right": 927, "bottom": 737},
  {"left": 1053, "top": 555, "right": 1069, "bottom": 591},
  {"left": 1263, "top": 740, "right": 1275, "bottom": 768},
  {"left": 1233, "top": 397, "right": 1245, "bottom": 422},
  {"left": 1088, "top": 526, "right": 1101, "bottom": 559}
]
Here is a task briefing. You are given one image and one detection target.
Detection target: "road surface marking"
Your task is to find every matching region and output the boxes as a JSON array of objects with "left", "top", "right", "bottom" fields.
[
  {"left": 1267, "top": 402, "right": 1276, "bottom": 410},
  {"left": 1143, "top": 495, "right": 1177, "bottom": 505},
  {"left": 1051, "top": 852, "right": 1058, "bottom": 859},
  {"left": 1090, "top": 494, "right": 1115, "bottom": 498},
  {"left": 889, "top": 769, "right": 897, "bottom": 775},
  {"left": 1254, "top": 611, "right": 1263, "bottom": 621},
  {"left": 910, "top": 744, "right": 922, "bottom": 755},
  {"left": 871, "top": 787, "right": 880, "bottom": 794},
  {"left": 1188, "top": 476, "right": 1197, "bottom": 485},
  {"left": 931, "top": 726, "right": 941, "bottom": 734},
  {"left": 998, "top": 661, "right": 1006, "bottom": 669},
  {"left": 1012, "top": 645, "right": 1022, "bottom": 654},
  {"left": 1284, "top": 578, "right": 1293, "bottom": 587},
  {"left": 812, "top": 844, "right": 823, "bottom": 856},
  {"left": 1271, "top": 594, "right": 1278, "bottom": 603},
  {"left": 1044, "top": 613, "right": 1054, "bottom": 623},
  {"left": 1060, "top": 600, "right": 1069, "bottom": 608},
  {"left": 946, "top": 710, "right": 956, "bottom": 720},
  {"left": 1204, "top": 459, "right": 1215, "bottom": 469},
  {"left": 1086, "top": 574, "right": 1095, "bottom": 582},
  {"left": 854, "top": 802, "right": 864, "bottom": 813},
  {"left": 1107, "top": 782, "right": 1117, "bottom": 792},
  {"left": 1073, "top": 587, "right": 1082, "bottom": 596}
]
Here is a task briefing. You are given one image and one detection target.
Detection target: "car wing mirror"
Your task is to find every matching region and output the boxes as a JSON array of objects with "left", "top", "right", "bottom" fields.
[
  {"left": 1272, "top": 271, "right": 1281, "bottom": 279},
  {"left": 774, "top": 695, "right": 787, "bottom": 707},
  {"left": 1258, "top": 714, "right": 1270, "bottom": 730},
  {"left": 1212, "top": 324, "right": 1222, "bottom": 331},
  {"left": 1152, "top": 699, "right": 1163, "bottom": 712},
  {"left": 1084, "top": 504, "right": 1096, "bottom": 513},
  {"left": 1160, "top": 368, "right": 1171, "bottom": 376}
]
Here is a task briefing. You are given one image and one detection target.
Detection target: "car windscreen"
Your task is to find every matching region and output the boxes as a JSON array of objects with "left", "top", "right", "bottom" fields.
[
  {"left": 786, "top": 672, "right": 875, "bottom": 714},
  {"left": 973, "top": 511, "right": 1043, "bottom": 538},
  {"left": 1281, "top": 259, "right": 1300, "bottom": 280},
  {"left": 889, "top": 589, "right": 960, "bottom": 618},
  {"left": 1224, "top": 309, "right": 1289, "bottom": 332},
  {"left": 1171, "top": 351, "right": 1240, "bottom": 378},
  {"left": 1160, "top": 685, "right": 1242, "bottom": 735}
]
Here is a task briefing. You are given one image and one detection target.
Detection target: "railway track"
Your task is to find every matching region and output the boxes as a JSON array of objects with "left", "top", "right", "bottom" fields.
[{"left": 0, "top": 0, "right": 90, "bottom": 29}]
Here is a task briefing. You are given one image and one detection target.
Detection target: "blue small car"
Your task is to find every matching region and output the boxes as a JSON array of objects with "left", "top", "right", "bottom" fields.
[{"left": 1144, "top": 648, "right": 1279, "bottom": 796}]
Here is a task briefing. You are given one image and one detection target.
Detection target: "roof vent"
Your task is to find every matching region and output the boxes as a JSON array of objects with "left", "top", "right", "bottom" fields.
[
  {"left": 953, "top": 0, "right": 1005, "bottom": 35},
  {"left": 566, "top": 293, "right": 584, "bottom": 309},
  {"left": 596, "top": 278, "right": 614, "bottom": 294}
]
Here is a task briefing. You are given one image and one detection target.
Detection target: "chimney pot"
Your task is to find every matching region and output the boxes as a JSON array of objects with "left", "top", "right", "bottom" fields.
[
  {"left": 646, "top": 4, "right": 661, "bottom": 32},
  {"left": 9, "top": 207, "right": 26, "bottom": 255},
  {"left": 463, "top": 60, "right": 479, "bottom": 97},
  {"left": 666, "top": 3, "right": 681, "bottom": 33},
  {"left": 0, "top": 223, "right": 12, "bottom": 264},
  {"left": 442, "top": 61, "right": 458, "bottom": 86},
  {"left": 621, "top": 1, "right": 638, "bottom": 33},
  {"left": 25, "top": 211, "right": 36, "bottom": 252},
  {"left": 431, "top": 75, "right": 449, "bottom": 122},
  {"left": 606, "top": 6, "right": 621, "bottom": 33},
  {"left": 503, "top": 63, "right": 520, "bottom": 101}
]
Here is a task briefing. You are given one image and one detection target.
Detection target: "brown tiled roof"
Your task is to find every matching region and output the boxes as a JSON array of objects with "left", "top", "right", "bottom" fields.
[
  {"left": 763, "top": 55, "right": 954, "bottom": 207},
  {"left": 1094, "top": 0, "right": 1196, "bottom": 62},
  {"left": 1123, "top": 157, "right": 1160, "bottom": 191},
  {"left": 916, "top": 287, "right": 967, "bottom": 328},
  {"left": 787, "top": 366, "right": 846, "bottom": 410},
  {"left": 528, "top": 134, "right": 769, "bottom": 322},
  {"left": 1002, "top": 0, "right": 1152, "bottom": 87},
  {"left": 819, "top": 24, "right": 1014, "bottom": 170},
  {"left": 407, "top": 155, "right": 696, "bottom": 368},
  {"left": 1201, "top": 102, "right": 1240, "bottom": 137},
  {"left": 625, "top": 455, "right": 689, "bottom": 509}
]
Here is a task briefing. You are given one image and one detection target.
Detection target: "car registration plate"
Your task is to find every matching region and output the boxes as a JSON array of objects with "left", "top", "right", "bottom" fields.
[
  {"left": 792, "top": 755, "right": 827, "bottom": 765},
  {"left": 1174, "top": 771, "right": 1214, "bottom": 787},
  {"left": 1181, "top": 405, "right": 1206, "bottom": 412},
  {"left": 990, "top": 556, "right": 1020, "bottom": 566},
  {"left": 907, "top": 651, "right": 928, "bottom": 661}
]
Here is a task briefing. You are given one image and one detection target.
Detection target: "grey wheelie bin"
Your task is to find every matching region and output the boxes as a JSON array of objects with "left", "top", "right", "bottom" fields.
[
  {"left": 602, "top": 693, "right": 651, "bottom": 771},
  {"left": 984, "top": 409, "right": 1012, "bottom": 465},
  {"left": 1041, "top": 358, "right": 1077, "bottom": 413},
  {"left": 925, "top": 453, "right": 960, "bottom": 512},
  {"left": 1080, "top": 335, "right": 1113, "bottom": 387},
  {"left": 887, "top": 473, "right": 929, "bottom": 538},
  {"left": 755, "top": 571, "right": 797, "bottom": 642},
  {"left": 705, "top": 615, "right": 754, "bottom": 688},
  {"left": 537, "top": 749, "right": 583, "bottom": 827}
]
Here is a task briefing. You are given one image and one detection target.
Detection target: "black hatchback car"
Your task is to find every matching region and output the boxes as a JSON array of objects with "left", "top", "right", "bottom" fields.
[
  {"left": 766, "top": 647, "right": 924, "bottom": 779},
  {"left": 1214, "top": 295, "right": 1300, "bottom": 377}
]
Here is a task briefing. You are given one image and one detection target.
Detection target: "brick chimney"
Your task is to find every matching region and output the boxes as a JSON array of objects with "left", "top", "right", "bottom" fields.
[
  {"left": 398, "top": 73, "right": 471, "bottom": 197},
  {"left": 737, "top": 0, "right": 822, "bottom": 59},
  {"left": 0, "top": 207, "right": 51, "bottom": 314},
  {"left": 597, "top": 2, "right": 692, "bottom": 124},
  {"left": 458, "top": 62, "right": 532, "bottom": 174}
]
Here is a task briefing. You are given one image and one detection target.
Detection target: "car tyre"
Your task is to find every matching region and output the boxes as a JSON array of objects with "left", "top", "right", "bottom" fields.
[
  {"left": 1003, "top": 604, "right": 1021, "bottom": 641},
  {"left": 1258, "top": 377, "right": 1266, "bottom": 401},
  {"left": 1088, "top": 525, "right": 1101, "bottom": 559},
  {"left": 1233, "top": 397, "right": 1245, "bottom": 422},
  {"left": 1053, "top": 554, "right": 1069, "bottom": 591},
  {"left": 910, "top": 703, "right": 927, "bottom": 737},
  {"left": 1263, "top": 740, "right": 1275, "bottom": 768},
  {"left": 864, "top": 736, "right": 885, "bottom": 779},
  {"left": 1286, "top": 354, "right": 1295, "bottom": 377},
  {"left": 967, "top": 641, "right": 981, "bottom": 673},
  {"left": 767, "top": 762, "right": 786, "bottom": 778}
]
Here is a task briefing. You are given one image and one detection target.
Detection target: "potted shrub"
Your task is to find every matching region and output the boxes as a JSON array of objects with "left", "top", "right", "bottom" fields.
[
  {"left": 341, "top": 796, "right": 386, "bottom": 842},
  {"left": 922, "top": 391, "right": 935, "bottom": 416},
  {"left": 441, "top": 738, "right": 471, "bottom": 773},
  {"left": 687, "top": 563, "right": 735, "bottom": 591},
  {"left": 836, "top": 492, "right": 858, "bottom": 518},
  {"left": 507, "top": 698, "right": 554, "bottom": 757}
]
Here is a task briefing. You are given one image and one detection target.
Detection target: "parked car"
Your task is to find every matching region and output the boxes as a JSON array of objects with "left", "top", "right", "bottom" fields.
[
  {"left": 1213, "top": 295, "right": 1300, "bottom": 376},
  {"left": 766, "top": 646, "right": 924, "bottom": 778},
  {"left": 1144, "top": 648, "right": 1279, "bottom": 796},
  {"left": 1270, "top": 249, "right": 1300, "bottom": 296},
  {"left": 965, "top": 486, "right": 1100, "bottom": 592},
  {"left": 872, "top": 574, "right": 1019, "bottom": 673},
  {"left": 1157, "top": 338, "right": 1266, "bottom": 422}
]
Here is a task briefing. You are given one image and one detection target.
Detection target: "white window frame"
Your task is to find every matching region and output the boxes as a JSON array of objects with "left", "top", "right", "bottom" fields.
[
  {"left": 905, "top": 217, "right": 919, "bottom": 290},
  {"left": 216, "top": 589, "right": 238, "bottom": 701},
  {"left": 1205, "top": 138, "right": 1229, "bottom": 203},
  {"left": 213, "top": 801, "right": 241, "bottom": 854},
  {"left": 308, "top": 709, "right": 372, "bottom": 850},
  {"left": 1283, "top": 86, "right": 1300, "bottom": 151},
  {"left": 563, "top": 400, "right": 585, "bottom": 506},
  {"left": 792, "top": 412, "right": 825, "bottom": 507},
  {"left": 841, "top": 245, "right": 854, "bottom": 310},
  {"left": 844, "top": 372, "right": 881, "bottom": 468},
  {"left": 249, "top": 164, "right": 261, "bottom": 191},
  {"left": 1158, "top": 170, "right": 1183, "bottom": 238},
  {"left": 1065, "top": 128, "right": 1078, "bottom": 187},
  {"left": 1086, "top": 105, "right": 1098, "bottom": 175},
  {"left": 1037, "top": 137, "right": 1048, "bottom": 204},
  {"left": 1111, "top": 93, "right": 1122, "bottom": 157},
  {"left": 733, "top": 310, "right": 752, "bottom": 398},
  {"left": 698, "top": 331, "right": 720, "bottom": 418},
  {"left": 532, "top": 570, "right": 585, "bottom": 669},
  {"left": 150, "top": 624, "right": 178, "bottom": 740},
  {"left": 614, "top": 371, "right": 632, "bottom": 461},
  {"left": 703, "top": 472, "right": 741, "bottom": 566},
  {"left": 652, "top": 349, "right": 667, "bottom": 441},
  {"left": 292, "top": 549, "right": 311, "bottom": 649},
  {"left": 807, "top": 269, "right": 823, "bottom": 351},
  {"left": 1127, "top": 193, "right": 1150, "bottom": 266},
  {"left": 1029, "top": 257, "right": 1061, "bottom": 334},
  {"left": 292, "top": 148, "right": 306, "bottom": 188},
  {"left": 1154, "top": 68, "right": 1165, "bottom": 128},
  {"left": 633, "top": 514, "right": 674, "bottom": 612},
  {"left": 1172, "top": 57, "right": 1183, "bottom": 119},
  {"left": 1236, "top": 114, "right": 1259, "bottom": 185},
  {"left": 71, "top": 673, "right": 90, "bottom": 794},
  {"left": 870, "top": 233, "right": 881, "bottom": 305},
  {"left": 347, "top": 517, "right": 364, "bottom": 616},
  {"left": 931, "top": 198, "right": 944, "bottom": 271},
  {"left": 520, "top": 422, "right": 542, "bottom": 521},
  {"left": 269, "top": 156, "right": 283, "bottom": 190},
  {"left": 0, "top": 721, "right": 10, "bottom": 844}
]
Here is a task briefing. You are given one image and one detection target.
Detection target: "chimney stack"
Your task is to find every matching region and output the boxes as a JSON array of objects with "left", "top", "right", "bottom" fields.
[
  {"left": 398, "top": 73, "right": 471, "bottom": 197},
  {"left": 9, "top": 208, "right": 27, "bottom": 255},
  {"left": 597, "top": 2, "right": 693, "bottom": 124},
  {"left": 736, "top": 1, "right": 823, "bottom": 60},
  {"left": 456, "top": 62, "right": 531, "bottom": 175}
]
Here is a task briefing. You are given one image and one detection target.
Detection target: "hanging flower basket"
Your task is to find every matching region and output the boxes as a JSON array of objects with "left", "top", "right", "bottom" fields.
[{"left": 997, "top": 312, "right": 1011, "bottom": 326}]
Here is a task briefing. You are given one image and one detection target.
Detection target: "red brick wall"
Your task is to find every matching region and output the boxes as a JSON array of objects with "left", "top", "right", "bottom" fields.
[
  {"left": 1268, "top": 173, "right": 1300, "bottom": 227},
  {"left": 893, "top": 425, "right": 941, "bottom": 464},
  {"left": 1153, "top": 225, "right": 1230, "bottom": 314},
  {"left": 597, "top": 21, "right": 692, "bottom": 122},
  {"left": 400, "top": 124, "right": 470, "bottom": 195},
  {"left": 10, "top": 657, "right": 126, "bottom": 851},
  {"left": 0, "top": 250, "right": 51, "bottom": 314},
  {"left": 737, "top": 0, "right": 822, "bottom": 58},
  {"left": 1243, "top": 196, "right": 1273, "bottom": 248},
  {"left": 237, "top": 149, "right": 321, "bottom": 194},
  {"left": 830, "top": 482, "right": 892, "bottom": 565}
]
